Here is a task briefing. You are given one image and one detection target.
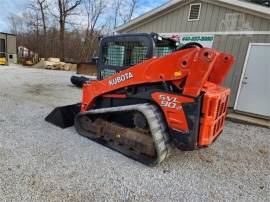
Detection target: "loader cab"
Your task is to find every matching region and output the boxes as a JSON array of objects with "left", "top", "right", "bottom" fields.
[{"left": 98, "top": 33, "right": 179, "bottom": 80}]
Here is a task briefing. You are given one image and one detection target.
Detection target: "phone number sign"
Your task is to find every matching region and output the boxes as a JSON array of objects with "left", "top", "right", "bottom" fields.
[{"left": 161, "top": 33, "right": 215, "bottom": 48}]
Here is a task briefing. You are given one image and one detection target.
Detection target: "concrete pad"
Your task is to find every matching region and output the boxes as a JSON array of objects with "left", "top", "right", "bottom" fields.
[{"left": 227, "top": 112, "right": 270, "bottom": 128}]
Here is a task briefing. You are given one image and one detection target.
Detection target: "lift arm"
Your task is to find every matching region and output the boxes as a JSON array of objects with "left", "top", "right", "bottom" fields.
[{"left": 81, "top": 48, "right": 234, "bottom": 112}]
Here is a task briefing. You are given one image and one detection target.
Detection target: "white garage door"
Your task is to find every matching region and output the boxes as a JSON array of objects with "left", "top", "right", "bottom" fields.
[{"left": 235, "top": 43, "right": 270, "bottom": 118}]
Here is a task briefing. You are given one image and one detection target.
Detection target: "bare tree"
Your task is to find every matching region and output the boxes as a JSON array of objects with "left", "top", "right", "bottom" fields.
[
  {"left": 37, "top": 0, "right": 48, "bottom": 36},
  {"left": 23, "top": 10, "right": 42, "bottom": 54},
  {"left": 27, "top": 0, "right": 49, "bottom": 57},
  {"left": 8, "top": 0, "right": 142, "bottom": 62},
  {"left": 55, "top": 0, "right": 81, "bottom": 60},
  {"left": 37, "top": 0, "right": 48, "bottom": 58},
  {"left": 112, "top": 0, "right": 122, "bottom": 30},
  {"left": 80, "top": 0, "right": 106, "bottom": 60},
  {"left": 8, "top": 14, "right": 26, "bottom": 35},
  {"left": 120, "top": 0, "right": 137, "bottom": 24},
  {"left": 8, "top": 16, "right": 19, "bottom": 35},
  {"left": 111, "top": 0, "right": 137, "bottom": 33},
  {"left": 28, "top": 0, "right": 48, "bottom": 36}
]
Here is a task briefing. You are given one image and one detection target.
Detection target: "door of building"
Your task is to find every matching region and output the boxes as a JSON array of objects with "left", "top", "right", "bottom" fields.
[{"left": 234, "top": 43, "right": 270, "bottom": 118}]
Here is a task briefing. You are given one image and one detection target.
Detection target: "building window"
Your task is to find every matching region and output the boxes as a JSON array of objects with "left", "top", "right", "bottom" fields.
[
  {"left": 188, "top": 3, "right": 201, "bottom": 21},
  {"left": 9, "top": 55, "right": 13, "bottom": 59}
]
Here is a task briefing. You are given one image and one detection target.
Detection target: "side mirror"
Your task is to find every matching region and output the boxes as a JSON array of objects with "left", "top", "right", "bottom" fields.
[
  {"left": 91, "top": 56, "right": 99, "bottom": 64},
  {"left": 98, "top": 36, "right": 103, "bottom": 41}
]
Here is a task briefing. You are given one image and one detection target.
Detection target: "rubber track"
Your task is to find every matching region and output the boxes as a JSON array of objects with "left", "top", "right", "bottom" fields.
[{"left": 74, "top": 103, "right": 170, "bottom": 166}]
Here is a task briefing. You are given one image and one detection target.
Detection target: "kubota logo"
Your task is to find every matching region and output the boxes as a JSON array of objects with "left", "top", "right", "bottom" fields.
[{"left": 108, "top": 72, "right": 134, "bottom": 86}]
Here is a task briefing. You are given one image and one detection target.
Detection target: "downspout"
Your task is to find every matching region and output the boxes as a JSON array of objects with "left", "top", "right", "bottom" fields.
[{"left": 5, "top": 34, "right": 8, "bottom": 63}]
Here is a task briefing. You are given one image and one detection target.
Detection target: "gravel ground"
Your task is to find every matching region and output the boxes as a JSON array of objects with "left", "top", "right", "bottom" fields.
[{"left": 0, "top": 65, "right": 269, "bottom": 202}]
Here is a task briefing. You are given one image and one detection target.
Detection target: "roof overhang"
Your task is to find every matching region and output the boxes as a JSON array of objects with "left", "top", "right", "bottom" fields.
[
  {"left": 116, "top": 0, "right": 270, "bottom": 33},
  {"left": 0, "top": 32, "right": 16, "bottom": 36}
]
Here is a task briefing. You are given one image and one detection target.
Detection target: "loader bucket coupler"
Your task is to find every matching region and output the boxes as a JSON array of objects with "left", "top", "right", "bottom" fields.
[{"left": 45, "top": 104, "right": 81, "bottom": 128}]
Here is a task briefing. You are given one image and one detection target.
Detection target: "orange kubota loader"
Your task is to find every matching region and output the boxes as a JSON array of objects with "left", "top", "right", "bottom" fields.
[{"left": 46, "top": 33, "right": 234, "bottom": 166}]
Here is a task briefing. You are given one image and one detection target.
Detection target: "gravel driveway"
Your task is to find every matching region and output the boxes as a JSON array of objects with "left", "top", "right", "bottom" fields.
[{"left": 0, "top": 65, "right": 269, "bottom": 202}]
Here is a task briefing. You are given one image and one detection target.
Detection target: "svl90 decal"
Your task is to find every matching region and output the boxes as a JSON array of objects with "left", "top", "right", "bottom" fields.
[{"left": 159, "top": 95, "right": 182, "bottom": 110}]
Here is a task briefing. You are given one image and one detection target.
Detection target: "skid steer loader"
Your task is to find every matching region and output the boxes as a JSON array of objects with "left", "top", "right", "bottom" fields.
[{"left": 46, "top": 33, "right": 234, "bottom": 166}]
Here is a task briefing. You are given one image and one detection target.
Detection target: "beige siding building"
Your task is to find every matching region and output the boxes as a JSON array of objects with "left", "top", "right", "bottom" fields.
[
  {"left": 116, "top": 0, "right": 270, "bottom": 118},
  {"left": 0, "top": 32, "right": 17, "bottom": 64}
]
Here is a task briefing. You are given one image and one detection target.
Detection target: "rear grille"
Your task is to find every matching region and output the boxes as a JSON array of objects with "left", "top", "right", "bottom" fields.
[{"left": 198, "top": 87, "right": 230, "bottom": 146}]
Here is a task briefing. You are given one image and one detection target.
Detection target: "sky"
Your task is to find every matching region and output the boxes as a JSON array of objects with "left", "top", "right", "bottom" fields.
[{"left": 0, "top": 0, "right": 168, "bottom": 33}]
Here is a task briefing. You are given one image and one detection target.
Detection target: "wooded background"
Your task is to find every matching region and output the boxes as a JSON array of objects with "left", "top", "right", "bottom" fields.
[
  {"left": 9, "top": 0, "right": 139, "bottom": 62},
  {"left": 8, "top": 0, "right": 270, "bottom": 63}
]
